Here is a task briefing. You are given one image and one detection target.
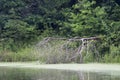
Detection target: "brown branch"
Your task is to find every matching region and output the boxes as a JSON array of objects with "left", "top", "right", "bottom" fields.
[{"left": 42, "top": 37, "right": 100, "bottom": 42}]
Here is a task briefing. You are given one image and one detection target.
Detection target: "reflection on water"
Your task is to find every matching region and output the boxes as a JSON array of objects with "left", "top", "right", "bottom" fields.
[{"left": 0, "top": 67, "right": 120, "bottom": 80}]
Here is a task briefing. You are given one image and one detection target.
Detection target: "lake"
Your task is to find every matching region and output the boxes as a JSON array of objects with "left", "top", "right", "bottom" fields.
[
  {"left": 0, "top": 67, "right": 120, "bottom": 80},
  {"left": 0, "top": 65, "right": 120, "bottom": 80}
]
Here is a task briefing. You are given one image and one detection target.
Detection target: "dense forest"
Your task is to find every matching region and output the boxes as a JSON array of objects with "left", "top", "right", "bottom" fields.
[{"left": 0, "top": 0, "right": 120, "bottom": 63}]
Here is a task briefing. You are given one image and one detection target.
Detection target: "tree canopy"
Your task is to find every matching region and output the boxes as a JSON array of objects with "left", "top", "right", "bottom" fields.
[{"left": 0, "top": 0, "right": 120, "bottom": 62}]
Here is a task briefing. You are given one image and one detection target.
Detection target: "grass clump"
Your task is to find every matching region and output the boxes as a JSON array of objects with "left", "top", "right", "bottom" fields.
[
  {"left": 102, "top": 45, "right": 120, "bottom": 63},
  {"left": 0, "top": 47, "right": 38, "bottom": 62}
]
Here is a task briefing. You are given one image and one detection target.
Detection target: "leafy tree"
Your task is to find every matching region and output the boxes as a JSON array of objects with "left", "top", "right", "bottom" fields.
[
  {"left": 63, "top": 0, "right": 107, "bottom": 37},
  {"left": 1, "top": 19, "right": 36, "bottom": 51}
]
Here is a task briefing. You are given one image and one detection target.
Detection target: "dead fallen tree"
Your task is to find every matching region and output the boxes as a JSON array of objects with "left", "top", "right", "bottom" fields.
[
  {"left": 36, "top": 37, "right": 100, "bottom": 46},
  {"left": 35, "top": 37, "right": 101, "bottom": 63}
]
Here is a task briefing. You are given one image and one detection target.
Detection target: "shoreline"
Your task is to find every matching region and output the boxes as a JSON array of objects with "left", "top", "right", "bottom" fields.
[{"left": 0, "top": 62, "right": 120, "bottom": 72}]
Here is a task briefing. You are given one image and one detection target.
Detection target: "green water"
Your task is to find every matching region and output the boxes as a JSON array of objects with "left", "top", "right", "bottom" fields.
[{"left": 0, "top": 67, "right": 120, "bottom": 80}]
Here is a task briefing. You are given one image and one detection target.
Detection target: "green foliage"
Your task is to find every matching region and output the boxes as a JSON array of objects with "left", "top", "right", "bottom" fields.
[
  {"left": 63, "top": 0, "right": 107, "bottom": 36},
  {"left": 0, "top": 0, "right": 120, "bottom": 63},
  {"left": 107, "top": 21, "right": 120, "bottom": 46},
  {"left": 0, "top": 47, "right": 37, "bottom": 62},
  {"left": 1, "top": 19, "right": 37, "bottom": 51},
  {"left": 102, "top": 45, "right": 120, "bottom": 63},
  {"left": 62, "top": 0, "right": 120, "bottom": 63}
]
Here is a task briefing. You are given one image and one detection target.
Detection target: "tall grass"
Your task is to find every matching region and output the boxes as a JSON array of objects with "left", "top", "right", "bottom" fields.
[
  {"left": 0, "top": 39, "right": 120, "bottom": 63},
  {"left": 34, "top": 40, "right": 70, "bottom": 63},
  {"left": 0, "top": 47, "right": 38, "bottom": 62},
  {"left": 34, "top": 40, "right": 101, "bottom": 63},
  {"left": 102, "top": 45, "right": 120, "bottom": 63}
]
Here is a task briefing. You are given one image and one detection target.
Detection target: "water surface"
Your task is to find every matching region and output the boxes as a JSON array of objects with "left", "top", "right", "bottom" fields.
[{"left": 0, "top": 66, "right": 120, "bottom": 80}]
